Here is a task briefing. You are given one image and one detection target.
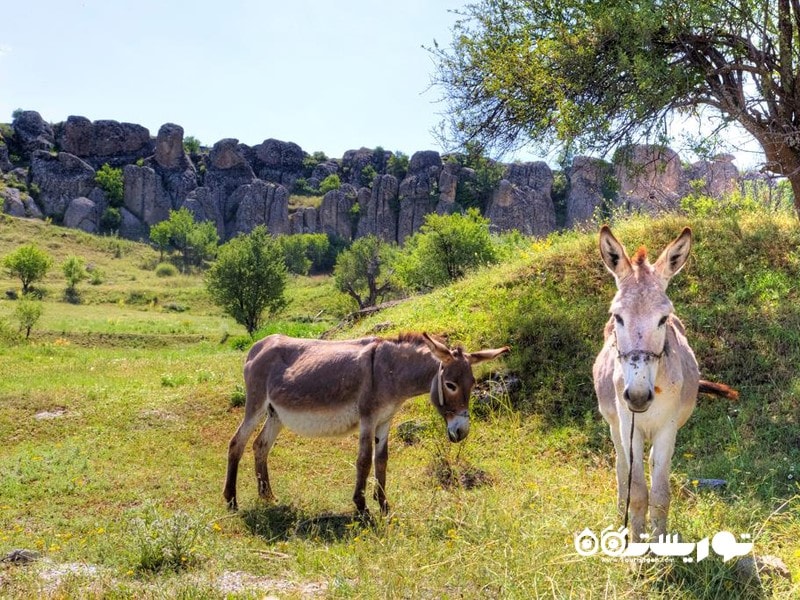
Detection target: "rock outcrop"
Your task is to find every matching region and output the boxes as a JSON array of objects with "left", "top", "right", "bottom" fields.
[
  {"left": 485, "top": 162, "right": 555, "bottom": 236},
  {"left": 1, "top": 110, "right": 748, "bottom": 244}
]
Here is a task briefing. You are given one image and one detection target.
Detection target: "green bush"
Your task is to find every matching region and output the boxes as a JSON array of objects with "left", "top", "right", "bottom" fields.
[
  {"left": 319, "top": 174, "right": 342, "bottom": 195},
  {"left": 155, "top": 262, "right": 179, "bottom": 278},
  {"left": 396, "top": 208, "right": 497, "bottom": 290},
  {"left": 183, "top": 136, "right": 201, "bottom": 155},
  {"left": 95, "top": 164, "right": 124, "bottom": 207},
  {"left": 277, "top": 233, "right": 332, "bottom": 275},
  {"left": 14, "top": 297, "right": 43, "bottom": 339},
  {"left": 100, "top": 207, "right": 122, "bottom": 233}
]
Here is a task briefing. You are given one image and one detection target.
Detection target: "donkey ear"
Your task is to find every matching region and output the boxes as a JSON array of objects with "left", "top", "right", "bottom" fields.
[
  {"left": 599, "top": 225, "right": 632, "bottom": 283},
  {"left": 654, "top": 227, "right": 692, "bottom": 288},
  {"left": 422, "top": 332, "right": 454, "bottom": 363},
  {"left": 467, "top": 346, "right": 510, "bottom": 365}
]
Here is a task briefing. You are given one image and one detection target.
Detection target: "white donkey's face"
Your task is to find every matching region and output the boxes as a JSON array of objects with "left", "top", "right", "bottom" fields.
[
  {"left": 609, "top": 277, "right": 673, "bottom": 412},
  {"left": 599, "top": 226, "right": 692, "bottom": 414}
]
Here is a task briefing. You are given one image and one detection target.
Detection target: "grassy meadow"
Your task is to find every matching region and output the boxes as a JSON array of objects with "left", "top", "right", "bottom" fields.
[{"left": 0, "top": 209, "right": 798, "bottom": 598}]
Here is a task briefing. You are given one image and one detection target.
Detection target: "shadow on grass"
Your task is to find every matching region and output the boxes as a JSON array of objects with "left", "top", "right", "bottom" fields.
[{"left": 239, "top": 503, "right": 372, "bottom": 543}]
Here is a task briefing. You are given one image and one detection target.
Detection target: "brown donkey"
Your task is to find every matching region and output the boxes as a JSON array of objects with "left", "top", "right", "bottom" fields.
[
  {"left": 224, "top": 332, "right": 509, "bottom": 514},
  {"left": 593, "top": 226, "right": 737, "bottom": 540}
]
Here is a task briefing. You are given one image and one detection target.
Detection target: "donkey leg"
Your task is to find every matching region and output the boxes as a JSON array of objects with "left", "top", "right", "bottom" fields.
[
  {"left": 372, "top": 420, "right": 392, "bottom": 515},
  {"left": 253, "top": 410, "right": 284, "bottom": 503},
  {"left": 353, "top": 420, "right": 376, "bottom": 515},
  {"left": 648, "top": 427, "right": 678, "bottom": 537},
  {"left": 223, "top": 401, "right": 268, "bottom": 510},
  {"left": 625, "top": 428, "right": 648, "bottom": 541}
]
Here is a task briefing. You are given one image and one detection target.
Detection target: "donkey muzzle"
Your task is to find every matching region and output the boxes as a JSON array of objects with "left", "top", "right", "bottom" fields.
[
  {"left": 623, "top": 387, "right": 653, "bottom": 412},
  {"left": 447, "top": 411, "right": 470, "bottom": 443}
]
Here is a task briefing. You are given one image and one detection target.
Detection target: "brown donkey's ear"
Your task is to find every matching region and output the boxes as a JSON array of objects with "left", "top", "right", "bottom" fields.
[
  {"left": 599, "top": 225, "right": 633, "bottom": 284},
  {"left": 467, "top": 346, "right": 510, "bottom": 365},
  {"left": 422, "top": 332, "right": 454, "bottom": 363}
]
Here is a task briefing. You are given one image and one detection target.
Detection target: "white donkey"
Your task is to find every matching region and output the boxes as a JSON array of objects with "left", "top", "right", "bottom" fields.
[{"left": 593, "top": 226, "right": 736, "bottom": 539}]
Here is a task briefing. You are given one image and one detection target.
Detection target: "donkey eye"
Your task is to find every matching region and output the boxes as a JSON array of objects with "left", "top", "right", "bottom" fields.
[
  {"left": 658, "top": 315, "right": 668, "bottom": 327},
  {"left": 613, "top": 314, "right": 624, "bottom": 326},
  {"left": 444, "top": 381, "right": 458, "bottom": 393}
]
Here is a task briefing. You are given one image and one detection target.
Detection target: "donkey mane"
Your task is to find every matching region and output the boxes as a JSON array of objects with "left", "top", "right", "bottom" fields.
[
  {"left": 380, "top": 332, "right": 467, "bottom": 357},
  {"left": 632, "top": 246, "right": 649, "bottom": 267}
]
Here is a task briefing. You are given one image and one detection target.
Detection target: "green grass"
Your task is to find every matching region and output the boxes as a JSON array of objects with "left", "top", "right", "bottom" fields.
[{"left": 0, "top": 210, "right": 798, "bottom": 598}]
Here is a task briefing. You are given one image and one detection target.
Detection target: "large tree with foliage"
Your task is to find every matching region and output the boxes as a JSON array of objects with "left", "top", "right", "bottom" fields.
[
  {"left": 432, "top": 0, "right": 800, "bottom": 212},
  {"left": 205, "top": 226, "right": 287, "bottom": 335}
]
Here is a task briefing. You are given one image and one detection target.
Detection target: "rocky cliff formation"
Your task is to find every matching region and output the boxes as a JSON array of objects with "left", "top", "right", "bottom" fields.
[{"left": 0, "top": 110, "right": 744, "bottom": 244}]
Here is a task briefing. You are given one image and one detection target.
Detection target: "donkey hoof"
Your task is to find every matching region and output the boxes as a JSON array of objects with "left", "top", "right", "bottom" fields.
[{"left": 226, "top": 497, "right": 238, "bottom": 512}]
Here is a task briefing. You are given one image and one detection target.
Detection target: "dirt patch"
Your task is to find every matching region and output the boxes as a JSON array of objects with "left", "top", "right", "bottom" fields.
[
  {"left": 215, "top": 571, "right": 327, "bottom": 597},
  {"left": 34, "top": 407, "right": 68, "bottom": 420}
]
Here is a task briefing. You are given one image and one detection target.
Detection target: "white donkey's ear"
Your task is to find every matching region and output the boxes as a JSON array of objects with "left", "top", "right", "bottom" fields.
[
  {"left": 654, "top": 227, "right": 692, "bottom": 288},
  {"left": 599, "top": 225, "right": 632, "bottom": 284}
]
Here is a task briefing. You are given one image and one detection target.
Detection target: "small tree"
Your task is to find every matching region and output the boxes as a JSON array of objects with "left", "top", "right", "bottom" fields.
[
  {"left": 15, "top": 297, "right": 43, "bottom": 339},
  {"left": 396, "top": 209, "right": 497, "bottom": 290},
  {"left": 149, "top": 220, "right": 171, "bottom": 262},
  {"left": 183, "top": 136, "right": 201, "bottom": 155},
  {"left": 334, "top": 236, "right": 398, "bottom": 309},
  {"left": 62, "top": 255, "right": 87, "bottom": 293},
  {"left": 153, "top": 208, "right": 219, "bottom": 272},
  {"left": 3, "top": 244, "right": 53, "bottom": 294},
  {"left": 205, "top": 226, "right": 287, "bottom": 335}
]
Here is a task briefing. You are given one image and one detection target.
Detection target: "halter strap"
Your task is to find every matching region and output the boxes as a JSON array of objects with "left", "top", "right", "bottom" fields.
[
  {"left": 612, "top": 328, "right": 668, "bottom": 363},
  {"left": 437, "top": 363, "right": 445, "bottom": 406}
]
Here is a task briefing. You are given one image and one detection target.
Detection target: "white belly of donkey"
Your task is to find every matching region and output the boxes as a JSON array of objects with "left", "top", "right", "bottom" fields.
[{"left": 273, "top": 403, "right": 361, "bottom": 437}]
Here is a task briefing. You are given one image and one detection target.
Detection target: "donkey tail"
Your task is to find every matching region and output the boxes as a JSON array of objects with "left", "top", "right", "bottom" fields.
[{"left": 698, "top": 379, "right": 739, "bottom": 400}]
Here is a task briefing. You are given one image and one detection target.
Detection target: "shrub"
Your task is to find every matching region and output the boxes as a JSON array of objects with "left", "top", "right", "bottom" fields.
[
  {"left": 62, "top": 255, "right": 87, "bottom": 291},
  {"left": 126, "top": 505, "right": 204, "bottom": 573},
  {"left": 319, "top": 174, "right": 342, "bottom": 195},
  {"left": 277, "top": 233, "right": 331, "bottom": 275},
  {"left": 387, "top": 151, "right": 409, "bottom": 179},
  {"left": 14, "top": 297, "right": 43, "bottom": 339},
  {"left": 100, "top": 207, "right": 121, "bottom": 233},
  {"left": 333, "top": 235, "right": 400, "bottom": 309},
  {"left": 183, "top": 135, "right": 201, "bottom": 155},
  {"left": 155, "top": 262, "right": 179, "bottom": 278},
  {"left": 95, "top": 164, "right": 124, "bottom": 207},
  {"left": 396, "top": 209, "right": 497, "bottom": 289}
]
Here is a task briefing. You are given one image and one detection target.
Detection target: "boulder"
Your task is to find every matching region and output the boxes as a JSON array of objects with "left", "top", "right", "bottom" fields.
[
  {"left": 56, "top": 116, "right": 153, "bottom": 168},
  {"left": 309, "top": 160, "right": 340, "bottom": 189},
  {"left": 118, "top": 206, "right": 148, "bottom": 240},
  {"left": 154, "top": 123, "right": 190, "bottom": 171},
  {"left": 356, "top": 174, "right": 399, "bottom": 242},
  {"left": 252, "top": 138, "right": 305, "bottom": 187},
  {"left": 231, "top": 180, "right": 290, "bottom": 237},
  {"left": 12, "top": 110, "right": 55, "bottom": 155},
  {"left": 687, "top": 154, "right": 739, "bottom": 198},
  {"left": 485, "top": 162, "right": 555, "bottom": 236},
  {"left": 30, "top": 151, "right": 97, "bottom": 221},
  {"left": 342, "top": 147, "right": 388, "bottom": 187},
  {"left": 123, "top": 164, "right": 172, "bottom": 226},
  {"left": 1, "top": 187, "right": 26, "bottom": 217},
  {"left": 289, "top": 206, "right": 318, "bottom": 234},
  {"left": 566, "top": 157, "right": 613, "bottom": 228},
  {"left": 318, "top": 184, "right": 358, "bottom": 241},
  {"left": 615, "top": 145, "right": 683, "bottom": 212},
  {"left": 182, "top": 186, "right": 225, "bottom": 239},
  {"left": 63, "top": 196, "right": 99, "bottom": 233},
  {"left": 397, "top": 151, "right": 443, "bottom": 243},
  {"left": 0, "top": 138, "right": 12, "bottom": 172}
]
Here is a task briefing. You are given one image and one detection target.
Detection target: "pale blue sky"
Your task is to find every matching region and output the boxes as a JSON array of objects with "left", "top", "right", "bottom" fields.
[{"left": 0, "top": 0, "right": 764, "bottom": 169}]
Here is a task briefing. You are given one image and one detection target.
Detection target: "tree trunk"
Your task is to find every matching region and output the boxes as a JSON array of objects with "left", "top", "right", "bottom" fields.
[{"left": 752, "top": 132, "right": 800, "bottom": 216}]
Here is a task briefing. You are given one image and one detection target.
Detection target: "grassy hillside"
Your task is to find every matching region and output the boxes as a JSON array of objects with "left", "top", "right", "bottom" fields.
[{"left": 0, "top": 211, "right": 798, "bottom": 598}]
